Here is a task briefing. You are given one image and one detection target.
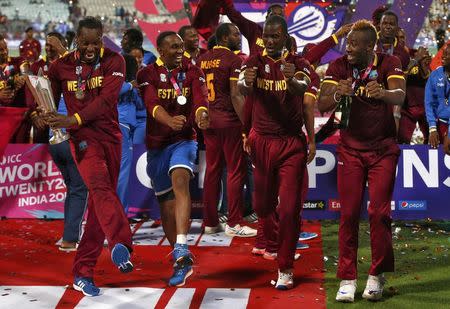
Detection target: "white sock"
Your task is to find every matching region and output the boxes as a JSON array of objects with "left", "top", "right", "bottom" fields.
[{"left": 176, "top": 234, "right": 187, "bottom": 244}]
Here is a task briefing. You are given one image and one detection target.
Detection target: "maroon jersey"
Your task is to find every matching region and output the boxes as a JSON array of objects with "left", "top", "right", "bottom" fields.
[
  {"left": 19, "top": 38, "right": 41, "bottom": 62},
  {"left": 243, "top": 50, "right": 312, "bottom": 137},
  {"left": 376, "top": 37, "right": 410, "bottom": 72},
  {"left": 48, "top": 48, "right": 125, "bottom": 144},
  {"left": 198, "top": 46, "right": 242, "bottom": 128},
  {"left": 0, "top": 56, "right": 28, "bottom": 107},
  {"left": 323, "top": 52, "right": 405, "bottom": 150},
  {"left": 404, "top": 64, "right": 428, "bottom": 108},
  {"left": 305, "top": 69, "right": 320, "bottom": 101},
  {"left": 137, "top": 58, "right": 208, "bottom": 149},
  {"left": 182, "top": 48, "right": 207, "bottom": 67}
]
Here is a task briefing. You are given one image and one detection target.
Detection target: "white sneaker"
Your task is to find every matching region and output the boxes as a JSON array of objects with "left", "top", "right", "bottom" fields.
[
  {"left": 362, "top": 274, "right": 385, "bottom": 301},
  {"left": 204, "top": 224, "right": 223, "bottom": 234},
  {"left": 336, "top": 280, "right": 357, "bottom": 302},
  {"left": 274, "top": 269, "right": 293, "bottom": 290},
  {"left": 225, "top": 224, "right": 257, "bottom": 237}
]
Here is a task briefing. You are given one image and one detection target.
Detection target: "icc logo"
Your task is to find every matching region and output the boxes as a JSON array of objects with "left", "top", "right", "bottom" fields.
[{"left": 288, "top": 3, "right": 339, "bottom": 51}]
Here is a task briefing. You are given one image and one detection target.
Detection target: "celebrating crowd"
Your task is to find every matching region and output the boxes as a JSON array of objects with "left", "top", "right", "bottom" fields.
[{"left": 1, "top": 0, "right": 449, "bottom": 304}]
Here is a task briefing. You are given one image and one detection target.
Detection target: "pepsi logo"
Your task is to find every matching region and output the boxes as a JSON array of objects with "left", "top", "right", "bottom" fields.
[{"left": 401, "top": 201, "right": 408, "bottom": 208}]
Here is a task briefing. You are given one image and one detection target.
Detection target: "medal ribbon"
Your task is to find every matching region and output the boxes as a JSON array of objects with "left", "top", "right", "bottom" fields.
[
  {"left": 76, "top": 56, "right": 99, "bottom": 93},
  {"left": 167, "top": 70, "right": 184, "bottom": 98},
  {"left": 351, "top": 54, "right": 376, "bottom": 94}
]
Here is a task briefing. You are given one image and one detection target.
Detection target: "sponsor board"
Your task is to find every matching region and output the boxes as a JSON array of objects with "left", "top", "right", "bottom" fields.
[
  {"left": 303, "top": 200, "right": 326, "bottom": 210},
  {"left": 398, "top": 200, "right": 427, "bottom": 211},
  {"left": 328, "top": 199, "right": 341, "bottom": 211}
]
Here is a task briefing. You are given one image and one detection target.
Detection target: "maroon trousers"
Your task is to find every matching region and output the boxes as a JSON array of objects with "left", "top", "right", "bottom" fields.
[
  {"left": 203, "top": 126, "right": 246, "bottom": 227},
  {"left": 71, "top": 140, "right": 132, "bottom": 278},
  {"left": 438, "top": 121, "right": 449, "bottom": 141},
  {"left": 254, "top": 166, "right": 308, "bottom": 253},
  {"left": 336, "top": 143, "right": 400, "bottom": 279},
  {"left": 249, "top": 130, "right": 306, "bottom": 271},
  {"left": 398, "top": 106, "right": 429, "bottom": 144}
]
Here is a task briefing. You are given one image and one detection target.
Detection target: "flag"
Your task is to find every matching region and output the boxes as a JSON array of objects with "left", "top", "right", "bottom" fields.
[
  {"left": 191, "top": 0, "right": 222, "bottom": 40},
  {"left": 0, "top": 107, "right": 28, "bottom": 157},
  {"left": 430, "top": 40, "right": 450, "bottom": 71}
]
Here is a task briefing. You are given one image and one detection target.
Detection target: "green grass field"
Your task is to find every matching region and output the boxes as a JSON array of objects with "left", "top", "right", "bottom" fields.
[{"left": 321, "top": 220, "right": 450, "bottom": 308}]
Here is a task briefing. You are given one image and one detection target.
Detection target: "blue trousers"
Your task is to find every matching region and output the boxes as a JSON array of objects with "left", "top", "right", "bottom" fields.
[
  {"left": 49, "top": 141, "right": 87, "bottom": 242},
  {"left": 117, "top": 118, "right": 146, "bottom": 213}
]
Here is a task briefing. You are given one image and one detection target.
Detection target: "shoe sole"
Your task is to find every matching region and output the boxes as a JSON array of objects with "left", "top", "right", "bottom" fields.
[
  {"left": 111, "top": 244, "right": 133, "bottom": 273},
  {"left": 263, "top": 254, "right": 277, "bottom": 261},
  {"left": 59, "top": 247, "right": 77, "bottom": 252},
  {"left": 298, "top": 235, "right": 318, "bottom": 241},
  {"left": 275, "top": 284, "right": 293, "bottom": 290},
  {"left": 169, "top": 268, "right": 194, "bottom": 287},
  {"left": 362, "top": 292, "right": 382, "bottom": 301},
  {"left": 296, "top": 244, "right": 310, "bottom": 250},
  {"left": 336, "top": 296, "right": 354, "bottom": 303},
  {"left": 73, "top": 283, "right": 99, "bottom": 297}
]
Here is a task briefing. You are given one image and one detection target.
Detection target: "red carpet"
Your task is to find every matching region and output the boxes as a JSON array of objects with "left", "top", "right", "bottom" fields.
[{"left": 0, "top": 219, "right": 326, "bottom": 308}]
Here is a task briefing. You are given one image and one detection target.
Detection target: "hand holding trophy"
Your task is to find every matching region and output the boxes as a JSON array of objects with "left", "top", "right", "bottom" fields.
[{"left": 25, "top": 70, "right": 70, "bottom": 144}]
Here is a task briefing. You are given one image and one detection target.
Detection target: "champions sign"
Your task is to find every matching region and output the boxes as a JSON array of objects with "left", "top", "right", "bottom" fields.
[{"left": 0, "top": 144, "right": 65, "bottom": 218}]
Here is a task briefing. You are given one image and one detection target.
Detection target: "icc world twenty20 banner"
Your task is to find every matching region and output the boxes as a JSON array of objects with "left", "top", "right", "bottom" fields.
[{"left": 1, "top": 144, "right": 449, "bottom": 220}]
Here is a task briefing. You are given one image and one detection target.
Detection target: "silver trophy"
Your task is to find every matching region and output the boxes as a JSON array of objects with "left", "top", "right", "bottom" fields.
[{"left": 25, "top": 72, "right": 70, "bottom": 144}]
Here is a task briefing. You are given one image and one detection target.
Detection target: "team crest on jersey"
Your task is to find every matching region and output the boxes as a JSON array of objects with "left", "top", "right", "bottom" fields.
[
  {"left": 75, "top": 66, "right": 82, "bottom": 75},
  {"left": 265, "top": 64, "right": 270, "bottom": 73},
  {"left": 369, "top": 70, "right": 378, "bottom": 80},
  {"left": 160, "top": 73, "right": 166, "bottom": 82}
]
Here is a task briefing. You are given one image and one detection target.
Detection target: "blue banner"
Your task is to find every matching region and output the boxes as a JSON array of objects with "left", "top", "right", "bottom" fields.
[{"left": 127, "top": 145, "right": 450, "bottom": 221}]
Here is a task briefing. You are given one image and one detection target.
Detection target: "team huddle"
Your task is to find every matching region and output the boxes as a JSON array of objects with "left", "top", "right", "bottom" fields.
[{"left": 2, "top": 0, "right": 449, "bottom": 304}]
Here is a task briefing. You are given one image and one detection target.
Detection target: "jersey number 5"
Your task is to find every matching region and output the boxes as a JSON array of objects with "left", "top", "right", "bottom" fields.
[{"left": 206, "top": 73, "right": 215, "bottom": 102}]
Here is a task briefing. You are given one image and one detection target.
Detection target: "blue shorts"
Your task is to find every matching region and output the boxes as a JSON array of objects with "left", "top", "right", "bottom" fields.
[{"left": 147, "top": 140, "right": 198, "bottom": 196}]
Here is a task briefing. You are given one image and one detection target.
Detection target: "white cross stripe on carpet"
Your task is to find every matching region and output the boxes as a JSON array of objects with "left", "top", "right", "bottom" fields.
[
  {"left": 165, "top": 288, "right": 196, "bottom": 308},
  {"left": 0, "top": 286, "right": 251, "bottom": 308},
  {"left": 75, "top": 288, "right": 164, "bottom": 308},
  {"left": 0, "top": 286, "right": 65, "bottom": 308},
  {"left": 200, "top": 288, "right": 251, "bottom": 309}
]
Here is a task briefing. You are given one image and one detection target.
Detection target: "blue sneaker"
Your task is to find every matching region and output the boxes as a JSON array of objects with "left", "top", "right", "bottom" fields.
[
  {"left": 111, "top": 243, "right": 133, "bottom": 273},
  {"left": 299, "top": 231, "right": 318, "bottom": 241},
  {"left": 73, "top": 277, "right": 100, "bottom": 297},
  {"left": 296, "top": 241, "right": 310, "bottom": 250},
  {"left": 169, "top": 264, "right": 194, "bottom": 287},
  {"left": 168, "top": 243, "right": 194, "bottom": 286},
  {"left": 173, "top": 243, "right": 193, "bottom": 266}
]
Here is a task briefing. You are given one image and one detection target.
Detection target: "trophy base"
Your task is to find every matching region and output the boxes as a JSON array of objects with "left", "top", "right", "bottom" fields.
[{"left": 49, "top": 130, "right": 70, "bottom": 145}]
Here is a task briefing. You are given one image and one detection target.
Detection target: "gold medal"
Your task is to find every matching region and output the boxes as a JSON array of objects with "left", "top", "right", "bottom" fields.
[{"left": 75, "top": 89, "right": 85, "bottom": 100}]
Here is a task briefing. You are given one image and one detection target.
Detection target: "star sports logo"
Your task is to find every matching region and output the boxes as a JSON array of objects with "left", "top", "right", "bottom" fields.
[{"left": 398, "top": 200, "right": 427, "bottom": 211}]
